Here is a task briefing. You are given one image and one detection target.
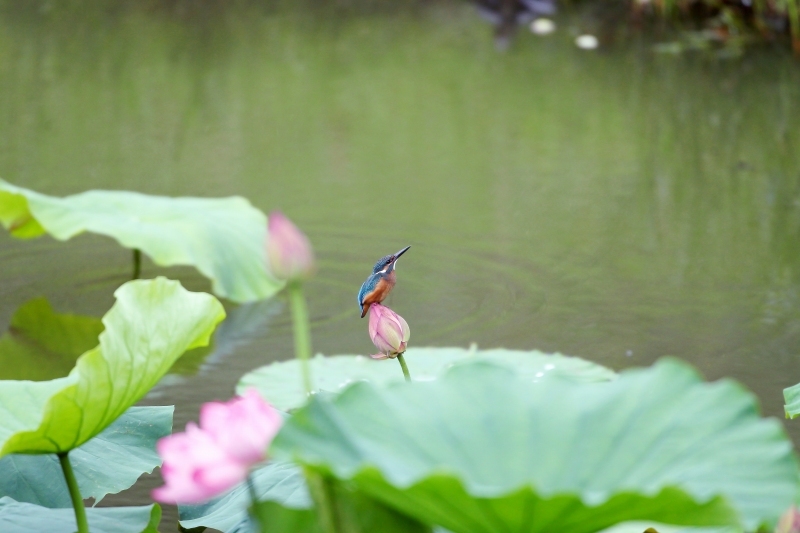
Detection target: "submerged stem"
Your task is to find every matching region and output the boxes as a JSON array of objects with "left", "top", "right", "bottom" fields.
[
  {"left": 58, "top": 452, "right": 89, "bottom": 533},
  {"left": 397, "top": 353, "right": 411, "bottom": 382},
  {"left": 288, "top": 282, "right": 313, "bottom": 394},
  {"left": 132, "top": 248, "right": 141, "bottom": 280}
]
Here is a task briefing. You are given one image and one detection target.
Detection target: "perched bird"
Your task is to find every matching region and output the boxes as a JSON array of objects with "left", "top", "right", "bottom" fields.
[{"left": 357, "top": 246, "right": 410, "bottom": 318}]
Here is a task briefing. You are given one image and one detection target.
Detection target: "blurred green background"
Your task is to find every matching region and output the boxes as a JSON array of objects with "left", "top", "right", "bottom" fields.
[{"left": 1, "top": 0, "right": 800, "bottom": 528}]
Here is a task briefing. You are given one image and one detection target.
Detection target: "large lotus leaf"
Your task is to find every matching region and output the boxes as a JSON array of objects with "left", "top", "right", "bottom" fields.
[
  {"left": 0, "top": 497, "right": 160, "bottom": 533},
  {"left": 180, "top": 461, "right": 430, "bottom": 533},
  {"left": 273, "top": 359, "right": 799, "bottom": 533},
  {"left": 784, "top": 383, "right": 800, "bottom": 419},
  {"left": 0, "top": 277, "right": 225, "bottom": 456},
  {"left": 251, "top": 501, "right": 319, "bottom": 533},
  {"left": 238, "top": 347, "right": 616, "bottom": 411},
  {"left": 0, "top": 406, "right": 172, "bottom": 506},
  {"left": 0, "top": 298, "right": 104, "bottom": 381},
  {"left": 179, "top": 459, "right": 311, "bottom": 532},
  {"left": 0, "top": 180, "right": 282, "bottom": 303},
  {"left": 250, "top": 478, "right": 433, "bottom": 533}
]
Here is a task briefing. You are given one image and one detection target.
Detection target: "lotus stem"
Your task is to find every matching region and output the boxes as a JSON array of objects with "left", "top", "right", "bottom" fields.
[
  {"left": 245, "top": 472, "right": 263, "bottom": 533},
  {"left": 246, "top": 473, "right": 258, "bottom": 505},
  {"left": 288, "top": 282, "right": 313, "bottom": 395},
  {"left": 397, "top": 353, "right": 412, "bottom": 382},
  {"left": 58, "top": 452, "right": 89, "bottom": 533},
  {"left": 132, "top": 249, "right": 141, "bottom": 280},
  {"left": 306, "top": 471, "right": 340, "bottom": 533}
]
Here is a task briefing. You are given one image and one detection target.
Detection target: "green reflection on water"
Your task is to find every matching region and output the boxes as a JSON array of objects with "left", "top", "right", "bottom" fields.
[{"left": 1, "top": 1, "right": 800, "bottom": 410}]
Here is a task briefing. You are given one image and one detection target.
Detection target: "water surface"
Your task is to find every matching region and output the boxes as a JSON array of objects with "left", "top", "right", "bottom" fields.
[{"left": 2, "top": 1, "right": 800, "bottom": 529}]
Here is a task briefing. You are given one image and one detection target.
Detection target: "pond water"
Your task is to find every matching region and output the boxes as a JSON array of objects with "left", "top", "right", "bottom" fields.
[{"left": 2, "top": 0, "right": 800, "bottom": 529}]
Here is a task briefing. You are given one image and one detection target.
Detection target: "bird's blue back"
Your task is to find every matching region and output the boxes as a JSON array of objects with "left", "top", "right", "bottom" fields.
[{"left": 357, "top": 273, "right": 381, "bottom": 307}]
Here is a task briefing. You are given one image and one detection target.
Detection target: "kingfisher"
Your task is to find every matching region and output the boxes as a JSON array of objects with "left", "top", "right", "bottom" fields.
[{"left": 357, "top": 246, "right": 411, "bottom": 318}]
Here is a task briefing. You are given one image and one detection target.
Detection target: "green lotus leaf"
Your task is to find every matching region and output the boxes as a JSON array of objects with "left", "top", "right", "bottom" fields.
[
  {"left": 0, "top": 277, "right": 225, "bottom": 456},
  {"left": 0, "top": 298, "right": 104, "bottom": 381},
  {"left": 251, "top": 501, "right": 319, "bottom": 533},
  {"left": 0, "top": 180, "right": 282, "bottom": 303},
  {"left": 179, "top": 459, "right": 311, "bottom": 532},
  {"left": 181, "top": 460, "right": 430, "bottom": 533},
  {"left": 0, "top": 497, "right": 160, "bottom": 533},
  {"left": 250, "top": 478, "right": 432, "bottom": 533},
  {"left": 0, "top": 406, "right": 172, "bottom": 506},
  {"left": 238, "top": 347, "right": 616, "bottom": 411},
  {"left": 784, "top": 382, "right": 800, "bottom": 419},
  {"left": 273, "top": 359, "right": 799, "bottom": 533}
]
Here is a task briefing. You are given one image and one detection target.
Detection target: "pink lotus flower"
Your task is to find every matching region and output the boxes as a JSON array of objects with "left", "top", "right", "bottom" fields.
[
  {"left": 200, "top": 389, "right": 283, "bottom": 464},
  {"left": 368, "top": 304, "right": 410, "bottom": 360},
  {"left": 266, "top": 211, "right": 315, "bottom": 281},
  {"left": 152, "top": 389, "right": 282, "bottom": 504},
  {"left": 151, "top": 423, "right": 248, "bottom": 504}
]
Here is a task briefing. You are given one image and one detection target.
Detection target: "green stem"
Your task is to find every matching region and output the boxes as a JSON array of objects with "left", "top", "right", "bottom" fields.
[
  {"left": 58, "top": 452, "right": 89, "bottom": 533},
  {"left": 288, "top": 282, "right": 313, "bottom": 394},
  {"left": 246, "top": 474, "right": 258, "bottom": 505},
  {"left": 397, "top": 353, "right": 411, "bottom": 382},
  {"left": 245, "top": 473, "right": 264, "bottom": 533},
  {"left": 132, "top": 249, "right": 141, "bottom": 280},
  {"left": 306, "top": 471, "right": 339, "bottom": 533}
]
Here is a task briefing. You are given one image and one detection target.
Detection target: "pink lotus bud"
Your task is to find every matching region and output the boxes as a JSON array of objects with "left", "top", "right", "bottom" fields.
[
  {"left": 368, "top": 304, "right": 410, "bottom": 360},
  {"left": 152, "top": 390, "right": 283, "bottom": 504},
  {"left": 266, "top": 211, "right": 315, "bottom": 281},
  {"left": 777, "top": 507, "right": 800, "bottom": 533}
]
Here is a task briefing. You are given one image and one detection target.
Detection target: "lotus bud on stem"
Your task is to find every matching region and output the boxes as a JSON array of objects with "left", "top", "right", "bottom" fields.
[
  {"left": 368, "top": 304, "right": 412, "bottom": 382},
  {"left": 266, "top": 211, "right": 315, "bottom": 282},
  {"left": 266, "top": 211, "right": 316, "bottom": 394}
]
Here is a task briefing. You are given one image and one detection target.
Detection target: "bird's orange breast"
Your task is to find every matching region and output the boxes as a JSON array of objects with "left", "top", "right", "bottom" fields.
[
  {"left": 363, "top": 274, "right": 396, "bottom": 305},
  {"left": 360, "top": 272, "right": 397, "bottom": 317}
]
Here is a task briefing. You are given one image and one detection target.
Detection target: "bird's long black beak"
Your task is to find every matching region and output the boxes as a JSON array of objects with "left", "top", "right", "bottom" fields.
[{"left": 394, "top": 245, "right": 411, "bottom": 260}]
